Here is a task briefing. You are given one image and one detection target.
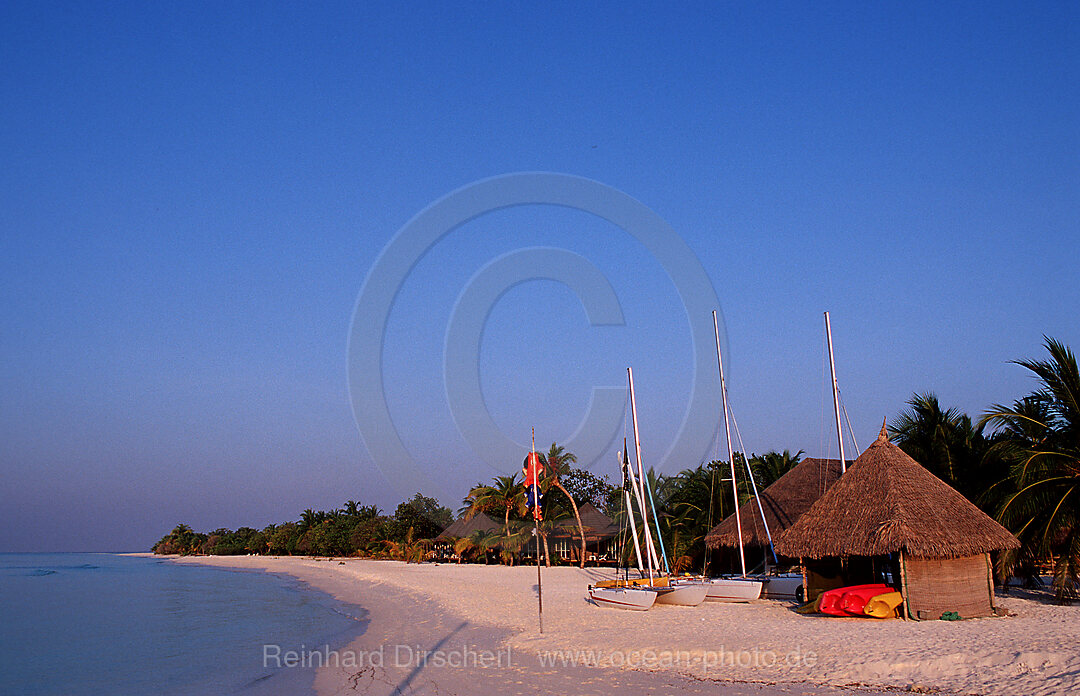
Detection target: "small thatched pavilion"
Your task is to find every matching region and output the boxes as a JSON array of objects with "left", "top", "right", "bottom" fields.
[
  {"left": 435, "top": 513, "right": 501, "bottom": 542},
  {"left": 775, "top": 423, "right": 1020, "bottom": 620},
  {"left": 704, "top": 457, "right": 845, "bottom": 553}
]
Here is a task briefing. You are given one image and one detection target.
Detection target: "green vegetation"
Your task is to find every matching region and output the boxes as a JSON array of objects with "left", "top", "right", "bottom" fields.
[
  {"left": 978, "top": 338, "right": 1080, "bottom": 601},
  {"left": 887, "top": 337, "right": 1079, "bottom": 601},
  {"left": 154, "top": 338, "right": 1080, "bottom": 601},
  {"left": 152, "top": 493, "right": 451, "bottom": 561}
]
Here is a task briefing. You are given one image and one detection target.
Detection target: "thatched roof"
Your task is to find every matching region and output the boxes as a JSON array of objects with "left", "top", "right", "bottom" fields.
[
  {"left": 555, "top": 502, "right": 618, "bottom": 539},
  {"left": 704, "top": 457, "right": 845, "bottom": 549},
  {"left": 435, "top": 513, "right": 500, "bottom": 541},
  {"left": 774, "top": 423, "right": 1020, "bottom": 560}
]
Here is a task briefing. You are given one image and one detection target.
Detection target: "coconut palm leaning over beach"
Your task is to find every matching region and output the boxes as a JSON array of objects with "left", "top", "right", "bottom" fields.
[
  {"left": 540, "top": 443, "right": 588, "bottom": 568},
  {"left": 980, "top": 337, "right": 1080, "bottom": 602}
]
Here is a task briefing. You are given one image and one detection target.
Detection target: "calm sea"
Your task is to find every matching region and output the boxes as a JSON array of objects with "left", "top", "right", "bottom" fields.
[{"left": 0, "top": 553, "right": 367, "bottom": 695}]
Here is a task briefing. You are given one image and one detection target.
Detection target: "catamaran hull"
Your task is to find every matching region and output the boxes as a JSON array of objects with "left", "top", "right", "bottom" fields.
[
  {"left": 588, "top": 586, "right": 657, "bottom": 611},
  {"left": 698, "top": 578, "right": 763, "bottom": 602},
  {"left": 653, "top": 583, "right": 708, "bottom": 606}
]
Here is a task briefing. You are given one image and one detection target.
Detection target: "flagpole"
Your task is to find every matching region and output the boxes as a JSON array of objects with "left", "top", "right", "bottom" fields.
[{"left": 532, "top": 428, "right": 543, "bottom": 634}]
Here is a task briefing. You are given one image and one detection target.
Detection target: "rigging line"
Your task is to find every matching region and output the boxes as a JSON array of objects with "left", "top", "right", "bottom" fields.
[
  {"left": 703, "top": 387, "right": 722, "bottom": 576},
  {"left": 728, "top": 410, "right": 778, "bottom": 564},
  {"left": 820, "top": 324, "right": 828, "bottom": 466},
  {"left": 620, "top": 446, "right": 645, "bottom": 576},
  {"left": 618, "top": 447, "right": 632, "bottom": 581},
  {"left": 622, "top": 372, "right": 668, "bottom": 573},
  {"left": 838, "top": 388, "right": 860, "bottom": 454},
  {"left": 622, "top": 451, "right": 643, "bottom": 574},
  {"left": 644, "top": 471, "right": 671, "bottom": 575},
  {"left": 820, "top": 327, "right": 832, "bottom": 496},
  {"left": 703, "top": 462, "right": 715, "bottom": 576},
  {"left": 619, "top": 404, "right": 636, "bottom": 579}
]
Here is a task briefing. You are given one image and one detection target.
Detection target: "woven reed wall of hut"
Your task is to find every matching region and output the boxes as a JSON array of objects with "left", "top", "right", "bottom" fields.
[{"left": 902, "top": 553, "right": 994, "bottom": 620}]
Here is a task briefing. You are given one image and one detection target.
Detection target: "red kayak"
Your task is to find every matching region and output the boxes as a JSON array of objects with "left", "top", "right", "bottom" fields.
[
  {"left": 840, "top": 585, "right": 896, "bottom": 615},
  {"left": 819, "top": 584, "right": 892, "bottom": 616}
]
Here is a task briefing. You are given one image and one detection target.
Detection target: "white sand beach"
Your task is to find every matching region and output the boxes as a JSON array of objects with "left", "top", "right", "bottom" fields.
[{"left": 167, "top": 556, "right": 1078, "bottom": 696}]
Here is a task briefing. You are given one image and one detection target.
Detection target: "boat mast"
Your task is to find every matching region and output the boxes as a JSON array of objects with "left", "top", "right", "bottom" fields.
[
  {"left": 713, "top": 311, "right": 746, "bottom": 577},
  {"left": 619, "top": 445, "right": 645, "bottom": 575},
  {"left": 627, "top": 367, "right": 656, "bottom": 580},
  {"left": 824, "top": 311, "right": 847, "bottom": 474}
]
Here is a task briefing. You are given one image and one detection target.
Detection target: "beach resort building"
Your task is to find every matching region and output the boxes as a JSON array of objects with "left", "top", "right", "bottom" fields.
[
  {"left": 549, "top": 502, "right": 620, "bottom": 565},
  {"left": 775, "top": 424, "right": 1020, "bottom": 620}
]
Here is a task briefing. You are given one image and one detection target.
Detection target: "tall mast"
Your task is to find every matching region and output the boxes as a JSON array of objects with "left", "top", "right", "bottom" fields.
[
  {"left": 825, "top": 311, "right": 847, "bottom": 474},
  {"left": 619, "top": 445, "right": 644, "bottom": 574},
  {"left": 713, "top": 311, "right": 746, "bottom": 577},
  {"left": 626, "top": 367, "right": 655, "bottom": 580}
]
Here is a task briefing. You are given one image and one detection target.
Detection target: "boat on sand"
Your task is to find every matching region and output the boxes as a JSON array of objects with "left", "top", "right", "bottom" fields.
[{"left": 588, "top": 585, "right": 657, "bottom": 611}]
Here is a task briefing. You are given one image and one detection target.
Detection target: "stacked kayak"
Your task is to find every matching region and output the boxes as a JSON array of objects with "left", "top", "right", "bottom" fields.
[
  {"left": 813, "top": 584, "right": 903, "bottom": 618},
  {"left": 840, "top": 584, "right": 895, "bottom": 615},
  {"left": 864, "top": 591, "right": 904, "bottom": 618}
]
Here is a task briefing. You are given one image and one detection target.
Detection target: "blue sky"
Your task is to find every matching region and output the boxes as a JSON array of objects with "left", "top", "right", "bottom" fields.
[{"left": 2, "top": 2, "right": 1077, "bottom": 551}]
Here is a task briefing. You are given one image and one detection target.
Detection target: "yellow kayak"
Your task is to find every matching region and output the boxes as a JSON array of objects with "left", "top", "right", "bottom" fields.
[{"left": 863, "top": 591, "right": 904, "bottom": 618}]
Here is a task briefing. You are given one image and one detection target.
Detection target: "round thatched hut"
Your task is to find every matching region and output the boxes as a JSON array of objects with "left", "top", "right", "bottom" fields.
[
  {"left": 775, "top": 423, "right": 1019, "bottom": 620},
  {"left": 704, "top": 457, "right": 846, "bottom": 553}
]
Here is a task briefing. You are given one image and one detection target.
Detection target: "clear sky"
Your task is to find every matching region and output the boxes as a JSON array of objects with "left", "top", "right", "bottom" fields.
[{"left": 2, "top": 2, "right": 1077, "bottom": 551}]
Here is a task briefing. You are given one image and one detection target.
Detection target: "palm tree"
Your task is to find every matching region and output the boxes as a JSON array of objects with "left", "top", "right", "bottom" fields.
[
  {"left": 665, "top": 464, "right": 717, "bottom": 571},
  {"left": 890, "top": 393, "right": 987, "bottom": 500},
  {"left": 539, "top": 443, "right": 588, "bottom": 568},
  {"left": 534, "top": 502, "right": 572, "bottom": 566},
  {"left": 498, "top": 524, "right": 528, "bottom": 566},
  {"left": 299, "top": 508, "right": 325, "bottom": 534},
  {"left": 463, "top": 474, "right": 525, "bottom": 557},
  {"left": 749, "top": 450, "right": 804, "bottom": 488},
  {"left": 980, "top": 337, "right": 1080, "bottom": 601},
  {"left": 384, "top": 526, "right": 428, "bottom": 563},
  {"left": 448, "top": 536, "right": 470, "bottom": 563}
]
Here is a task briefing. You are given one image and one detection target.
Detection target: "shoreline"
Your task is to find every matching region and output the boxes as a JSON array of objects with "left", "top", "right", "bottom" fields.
[{"left": 161, "top": 555, "right": 1078, "bottom": 695}]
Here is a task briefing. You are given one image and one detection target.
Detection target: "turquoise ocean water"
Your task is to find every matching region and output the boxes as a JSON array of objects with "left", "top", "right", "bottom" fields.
[{"left": 0, "top": 553, "right": 366, "bottom": 695}]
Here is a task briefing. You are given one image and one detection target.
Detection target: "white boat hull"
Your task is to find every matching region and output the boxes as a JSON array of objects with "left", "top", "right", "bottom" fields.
[
  {"left": 697, "top": 577, "right": 763, "bottom": 602},
  {"left": 588, "top": 586, "right": 658, "bottom": 611},
  {"left": 653, "top": 583, "right": 708, "bottom": 606}
]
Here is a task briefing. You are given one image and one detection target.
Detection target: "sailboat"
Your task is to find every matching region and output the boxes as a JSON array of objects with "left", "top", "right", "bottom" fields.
[
  {"left": 674, "top": 311, "right": 763, "bottom": 602},
  {"left": 588, "top": 368, "right": 708, "bottom": 609},
  {"left": 587, "top": 441, "right": 659, "bottom": 611}
]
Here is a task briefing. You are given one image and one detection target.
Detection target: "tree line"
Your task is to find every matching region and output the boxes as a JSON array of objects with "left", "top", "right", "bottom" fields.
[{"left": 152, "top": 493, "right": 452, "bottom": 560}]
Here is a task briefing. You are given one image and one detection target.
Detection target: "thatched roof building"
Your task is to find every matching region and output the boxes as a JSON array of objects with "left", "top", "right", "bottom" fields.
[
  {"left": 550, "top": 502, "right": 620, "bottom": 563},
  {"left": 775, "top": 423, "right": 1019, "bottom": 620},
  {"left": 564, "top": 502, "right": 619, "bottom": 539},
  {"left": 775, "top": 425, "right": 1019, "bottom": 559},
  {"left": 435, "top": 513, "right": 501, "bottom": 542},
  {"left": 704, "top": 457, "right": 845, "bottom": 550}
]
